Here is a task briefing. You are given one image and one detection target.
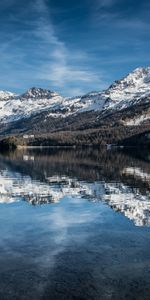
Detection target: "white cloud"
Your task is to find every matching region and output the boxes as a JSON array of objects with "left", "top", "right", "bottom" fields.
[
  {"left": 91, "top": 0, "right": 150, "bottom": 32},
  {"left": 0, "top": 0, "right": 105, "bottom": 95},
  {"left": 31, "top": 0, "right": 103, "bottom": 93}
]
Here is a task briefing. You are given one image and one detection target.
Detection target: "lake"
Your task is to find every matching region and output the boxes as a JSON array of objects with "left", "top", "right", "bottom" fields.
[{"left": 0, "top": 147, "right": 150, "bottom": 300}]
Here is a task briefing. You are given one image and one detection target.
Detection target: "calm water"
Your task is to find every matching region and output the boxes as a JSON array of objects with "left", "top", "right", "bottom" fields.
[{"left": 0, "top": 148, "right": 150, "bottom": 300}]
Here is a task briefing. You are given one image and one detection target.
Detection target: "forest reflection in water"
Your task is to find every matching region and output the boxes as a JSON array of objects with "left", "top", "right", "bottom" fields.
[
  {"left": 0, "top": 147, "right": 150, "bottom": 226},
  {"left": 0, "top": 147, "right": 150, "bottom": 300}
]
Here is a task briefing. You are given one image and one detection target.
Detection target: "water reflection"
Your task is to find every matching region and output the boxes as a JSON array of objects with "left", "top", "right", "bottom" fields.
[
  {"left": 0, "top": 148, "right": 150, "bottom": 226},
  {"left": 0, "top": 148, "right": 150, "bottom": 300}
]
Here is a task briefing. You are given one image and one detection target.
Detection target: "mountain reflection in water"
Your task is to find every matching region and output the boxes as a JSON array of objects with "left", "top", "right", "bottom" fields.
[
  {"left": 0, "top": 148, "right": 150, "bottom": 226},
  {"left": 0, "top": 148, "right": 150, "bottom": 300}
]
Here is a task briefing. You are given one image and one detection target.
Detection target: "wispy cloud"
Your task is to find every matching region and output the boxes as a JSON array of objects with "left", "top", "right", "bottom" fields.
[
  {"left": 96, "top": 0, "right": 116, "bottom": 8},
  {"left": 0, "top": 0, "right": 149, "bottom": 95},
  {"left": 31, "top": 0, "right": 103, "bottom": 94},
  {"left": 0, "top": 0, "right": 105, "bottom": 95},
  {"left": 92, "top": 0, "right": 150, "bottom": 31}
]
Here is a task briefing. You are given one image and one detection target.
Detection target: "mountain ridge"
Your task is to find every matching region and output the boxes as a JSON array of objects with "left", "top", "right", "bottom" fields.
[
  {"left": 0, "top": 67, "right": 150, "bottom": 146},
  {"left": 0, "top": 67, "right": 150, "bottom": 124}
]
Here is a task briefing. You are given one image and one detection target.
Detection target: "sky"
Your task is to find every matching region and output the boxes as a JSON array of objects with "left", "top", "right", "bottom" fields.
[{"left": 0, "top": 0, "right": 150, "bottom": 96}]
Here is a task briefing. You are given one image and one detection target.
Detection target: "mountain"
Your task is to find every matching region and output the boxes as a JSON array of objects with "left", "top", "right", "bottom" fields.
[
  {"left": 103, "top": 67, "right": 150, "bottom": 108},
  {"left": 0, "top": 67, "right": 150, "bottom": 146},
  {"left": 0, "top": 90, "right": 16, "bottom": 100},
  {"left": 0, "top": 87, "right": 64, "bottom": 124}
]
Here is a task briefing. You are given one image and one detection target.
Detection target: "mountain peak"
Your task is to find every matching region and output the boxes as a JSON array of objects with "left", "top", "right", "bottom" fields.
[
  {"left": 0, "top": 90, "right": 16, "bottom": 100},
  {"left": 132, "top": 66, "right": 150, "bottom": 74},
  {"left": 0, "top": 67, "right": 150, "bottom": 126},
  {"left": 21, "top": 87, "right": 60, "bottom": 99},
  {"left": 127, "top": 67, "right": 150, "bottom": 82},
  {"left": 107, "top": 66, "right": 150, "bottom": 94}
]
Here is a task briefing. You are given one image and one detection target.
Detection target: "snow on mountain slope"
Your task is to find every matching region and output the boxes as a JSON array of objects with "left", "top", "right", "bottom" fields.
[
  {"left": 69, "top": 67, "right": 150, "bottom": 113},
  {"left": 0, "top": 90, "right": 16, "bottom": 100},
  {"left": 0, "top": 88, "right": 64, "bottom": 123},
  {"left": 0, "top": 88, "right": 105, "bottom": 123},
  {"left": 125, "top": 113, "right": 150, "bottom": 126},
  {"left": 104, "top": 67, "right": 150, "bottom": 107},
  {"left": 0, "top": 67, "right": 150, "bottom": 124}
]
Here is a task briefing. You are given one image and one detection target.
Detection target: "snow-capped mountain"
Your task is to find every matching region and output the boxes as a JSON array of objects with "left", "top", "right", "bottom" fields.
[
  {"left": 21, "top": 87, "right": 60, "bottom": 99},
  {"left": 76, "top": 67, "right": 150, "bottom": 112},
  {"left": 0, "top": 67, "right": 150, "bottom": 131},
  {"left": 0, "top": 90, "right": 16, "bottom": 100},
  {"left": 0, "top": 68, "right": 150, "bottom": 143},
  {"left": 104, "top": 67, "right": 150, "bottom": 108},
  {"left": 0, "top": 87, "right": 64, "bottom": 124}
]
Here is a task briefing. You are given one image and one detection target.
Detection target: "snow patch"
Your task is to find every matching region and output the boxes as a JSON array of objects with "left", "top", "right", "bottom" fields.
[{"left": 125, "top": 113, "right": 150, "bottom": 126}]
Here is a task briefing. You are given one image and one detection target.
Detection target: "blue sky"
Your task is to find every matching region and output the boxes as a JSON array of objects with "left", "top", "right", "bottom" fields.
[{"left": 0, "top": 0, "right": 150, "bottom": 96}]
